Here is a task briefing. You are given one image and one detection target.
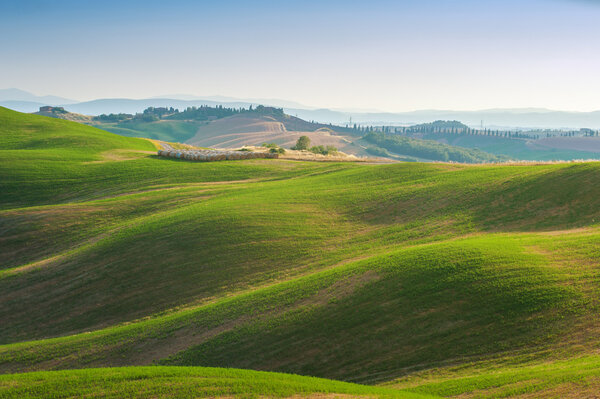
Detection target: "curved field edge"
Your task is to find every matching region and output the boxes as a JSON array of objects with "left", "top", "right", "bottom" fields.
[{"left": 0, "top": 366, "right": 436, "bottom": 399}]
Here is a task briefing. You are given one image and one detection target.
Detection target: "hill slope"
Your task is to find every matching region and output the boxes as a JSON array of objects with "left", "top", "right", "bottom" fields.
[
  {"left": 0, "top": 367, "right": 433, "bottom": 399},
  {"left": 420, "top": 131, "right": 600, "bottom": 161},
  {"left": 32, "top": 106, "right": 92, "bottom": 123},
  {"left": 3, "top": 107, "right": 600, "bottom": 397},
  {"left": 362, "top": 131, "right": 510, "bottom": 163},
  {"left": 179, "top": 107, "right": 365, "bottom": 155},
  {"left": 46, "top": 104, "right": 369, "bottom": 154},
  {"left": 93, "top": 119, "right": 200, "bottom": 142},
  {"left": 184, "top": 112, "right": 362, "bottom": 153}
]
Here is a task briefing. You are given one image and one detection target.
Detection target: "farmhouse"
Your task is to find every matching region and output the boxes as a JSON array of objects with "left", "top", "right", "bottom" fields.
[{"left": 38, "top": 106, "right": 67, "bottom": 113}]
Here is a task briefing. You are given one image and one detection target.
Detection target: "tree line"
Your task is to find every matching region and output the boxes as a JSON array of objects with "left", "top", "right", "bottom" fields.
[
  {"left": 363, "top": 132, "right": 508, "bottom": 163},
  {"left": 361, "top": 120, "right": 600, "bottom": 140},
  {"left": 93, "top": 105, "right": 285, "bottom": 124}
]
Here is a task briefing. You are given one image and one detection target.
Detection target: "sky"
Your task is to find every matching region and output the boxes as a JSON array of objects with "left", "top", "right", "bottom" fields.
[{"left": 1, "top": 0, "right": 599, "bottom": 112}]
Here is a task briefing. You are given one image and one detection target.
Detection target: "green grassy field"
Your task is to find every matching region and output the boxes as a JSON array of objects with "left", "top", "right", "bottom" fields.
[
  {"left": 93, "top": 119, "right": 201, "bottom": 143},
  {"left": 387, "top": 354, "right": 600, "bottom": 398},
  {"left": 2, "top": 106, "right": 600, "bottom": 397},
  {"left": 0, "top": 367, "right": 434, "bottom": 398}
]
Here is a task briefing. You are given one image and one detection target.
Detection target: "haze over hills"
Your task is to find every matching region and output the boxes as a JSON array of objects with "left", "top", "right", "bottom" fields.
[
  {"left": 4, "top": 89, "right": 600, "bottom": 129},
  {"left": 0, "top": 89, "right": 77, "bottom": 114},
  {"left": 152, "top": 94, "right": 313, "bottom": 109},
  {"left": 288, "top": 107, "right": 600, "bottom": 130},
  {"left": 0, "top": 88, "right": 75, "bottom": 105}
]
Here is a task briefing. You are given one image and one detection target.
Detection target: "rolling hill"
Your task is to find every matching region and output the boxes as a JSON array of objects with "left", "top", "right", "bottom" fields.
[
  {"left": 3, "top": 106, "right": 600, "bottom": 397},
  {"left": 419, "top": 131, "right": 600, "bottom": 161},
  {"left": 92, "top": 119, "right": 201, "bottom": 143},
  {"left": 30, "top": 104, "right": 371, "bottom": 155},
  {"left": 32, "top": 106, "right": 93, "bottom": 123},
  {"left": 47, "top": 105, "right": 514, "bottom": 162},
  {"left": 27, "top": 103, "right": 598, "bottom": 162},
  {"left": 185, "top": 110, "right": 363, "bottom": 154},
  {"left": 362, "top": 132, "right": 510, "bottom": 163}
]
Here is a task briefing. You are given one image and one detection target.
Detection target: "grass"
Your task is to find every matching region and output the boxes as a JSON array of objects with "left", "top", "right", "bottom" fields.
[
  {"left": 3, "top": 107, "right": 600, "bottom": 397},
  {"left": 5, "top": 161, "right": 598, "bottom": 342},
  {"left": 0, "top": 107, "right": 341, "bottom": 210},
  {"left": 1, "top": 229, "right": 599, "bottom": 382},
  {"left": 93, "top": 119, "right": 201, "bottom": 143},
  {"left": 386, "top": 355, "right": 600, "bottom": 398},
  {"left": 0, "top": 367, "right": 435, "bottom": 398},
  {"left": 160, "top": 235, "right": 580, "bottom": 380}
]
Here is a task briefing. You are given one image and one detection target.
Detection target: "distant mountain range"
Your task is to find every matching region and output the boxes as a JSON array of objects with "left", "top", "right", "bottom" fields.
[
  {"left": 2, "top": 88, "right": 600, "bottom": 129},
  {"left": 0, "top": 88, "right": 75, "bottom": 106}
]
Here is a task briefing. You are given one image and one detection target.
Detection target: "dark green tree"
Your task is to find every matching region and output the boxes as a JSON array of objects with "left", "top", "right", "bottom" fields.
[{"left": 293, "top": 135, "right": 311, "bottom": 150}]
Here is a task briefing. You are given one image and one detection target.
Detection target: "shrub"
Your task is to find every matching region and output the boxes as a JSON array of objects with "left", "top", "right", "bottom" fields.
[
  {"left": 325, "top": 145, "right": 338, "bottom": 155},
  {"left": 365, "top": 146, "right": 390, "bottom": 157},
  {"left": 308, "top": 145, "right": 338, "bottom": 155},
  {"left": 309, "top": 145, "right": 325, "bottom": 155},
  {"left": 292, "top": 136, "right": 311, "bottom": 150}
]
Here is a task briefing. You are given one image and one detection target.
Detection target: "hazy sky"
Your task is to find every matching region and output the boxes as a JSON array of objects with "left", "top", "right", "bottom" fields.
[{"left": 2, "top": 0, "right": 599, "bottom": 111}]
